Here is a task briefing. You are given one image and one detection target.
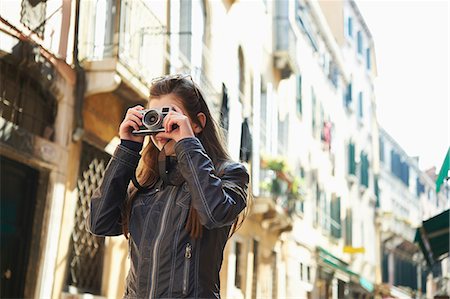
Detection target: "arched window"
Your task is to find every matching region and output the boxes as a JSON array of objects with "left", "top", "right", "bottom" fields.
[{"left": 0, "top": 48, "right": 57, "bottom": 141}]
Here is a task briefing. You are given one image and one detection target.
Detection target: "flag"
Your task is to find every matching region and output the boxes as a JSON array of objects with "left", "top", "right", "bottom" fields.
[{"left": 436, "top": 147, "right": 450, "bottom": 193}]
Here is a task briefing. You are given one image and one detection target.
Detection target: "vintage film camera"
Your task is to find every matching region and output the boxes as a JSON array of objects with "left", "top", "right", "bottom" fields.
[{"left": 132, "top": 107, "right": 176, "bottom": 136}]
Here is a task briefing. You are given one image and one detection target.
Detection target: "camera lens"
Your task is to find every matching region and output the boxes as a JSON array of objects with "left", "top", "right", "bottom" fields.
[{"left": 143, "top": 110, "right": 160, "bottom": 127}]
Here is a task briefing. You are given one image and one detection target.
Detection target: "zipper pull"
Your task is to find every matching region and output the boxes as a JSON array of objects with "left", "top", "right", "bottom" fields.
[{"left": 185, "top": 243, "right": 192, "bottom": 259}]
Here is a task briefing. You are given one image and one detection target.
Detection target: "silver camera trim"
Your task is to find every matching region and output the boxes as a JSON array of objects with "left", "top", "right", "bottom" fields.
[{"left": 132, "top": 107, "right": 171, "bottom": 136}]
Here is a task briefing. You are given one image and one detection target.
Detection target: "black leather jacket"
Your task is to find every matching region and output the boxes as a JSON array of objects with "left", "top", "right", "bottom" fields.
[{"left": 89, "top": 137, "right": 249, "bottom": 298}]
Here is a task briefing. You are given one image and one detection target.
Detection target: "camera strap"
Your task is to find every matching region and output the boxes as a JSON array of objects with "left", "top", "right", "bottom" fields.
[
  {"left": 157, "top": 144, "right": 184, "bottom": 186},
  {"left": 131, "top": 174, "right": 146, "bottom": 191}
]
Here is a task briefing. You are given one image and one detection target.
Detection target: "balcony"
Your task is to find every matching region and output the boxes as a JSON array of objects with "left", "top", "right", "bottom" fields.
[
  {"left": 273, "top": 0, "right": 298, "bottom": 79},
  {"left": 79, "top": 0, "right": 220, "bottom": 109},
  {"left": 249, "top": 157, "right": 307, "bottom": 234},
  {"left": 78, "top": 0, "right": 167, "bottom": 100}
]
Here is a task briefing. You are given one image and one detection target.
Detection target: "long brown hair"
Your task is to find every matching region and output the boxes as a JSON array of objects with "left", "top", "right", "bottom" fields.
[{"left": 122, "top": 75, "right": 248, "bottom": 239}]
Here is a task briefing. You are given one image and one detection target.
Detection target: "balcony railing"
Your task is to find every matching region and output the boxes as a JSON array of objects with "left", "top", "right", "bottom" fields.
[
  {"left": 79, "top": 0, "right": 166, "bottom": 87},
  {"left": 273, "top": 0, "right": 297, "bottom": 78},
  {"left": 79, "top": 0, "right": 220, "bottom": 105},
  {"left": 118, "top": 0, "right": 166, "bottom": 85}
]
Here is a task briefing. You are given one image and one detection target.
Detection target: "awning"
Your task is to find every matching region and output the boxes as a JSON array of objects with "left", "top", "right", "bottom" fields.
[
  {"left": 317, "top": 247, "right": 374, "bottom": 293},
  {"left": 317, "top": 246, "right": 358, "bottom": 277},
  {"left": 414, "top": 209, "right": 449, "bottom": 266}
]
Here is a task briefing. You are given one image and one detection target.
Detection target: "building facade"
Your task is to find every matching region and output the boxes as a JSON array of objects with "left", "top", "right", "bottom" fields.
[
  {"left": 1, "top": 1, "right": 448, "bottom": 299},
  {"left": 0, "top": 1, "right": 77, "bottom": 298},
  {"left": 377, "top": 128, "right": 450, "bottom": 298}
]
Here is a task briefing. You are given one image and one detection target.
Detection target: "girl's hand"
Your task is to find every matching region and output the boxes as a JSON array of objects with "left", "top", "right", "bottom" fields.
[
  {"left": 119, "top": 105, "right": 145, "bottom": 143},
  {"left": 156, "top": 105, "right": 195, "bottom": 142}
]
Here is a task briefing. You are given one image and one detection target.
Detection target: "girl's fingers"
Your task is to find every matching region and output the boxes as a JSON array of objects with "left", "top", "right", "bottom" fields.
[
  {"left": 127, "top": 109, "right": 144, "bottom": 120},
  {"left": 165, "top": 118, "right": 180, "bottom": 133},
  {"left": 124, "top": 120, "right": 140, "bottom": 131},
  {"left": 127, "top": 114, "right": 143, "bottom": 126},
  {"left": 164, "top": 114, "right": 184, "bottom": 132}
]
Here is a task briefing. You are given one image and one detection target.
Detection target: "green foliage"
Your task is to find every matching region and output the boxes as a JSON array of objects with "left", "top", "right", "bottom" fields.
[
  {"left": 260, "top": 156, "right": 305, "bottom": 201},
  {"left": 265, "top": 157, "right": 288, "bottom": 172}
]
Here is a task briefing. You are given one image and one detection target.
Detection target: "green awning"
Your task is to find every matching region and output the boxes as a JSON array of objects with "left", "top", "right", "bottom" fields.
[
  {"left": 317, "top": 247, "right": 358, "bottom": 277},
  {"left": 317, "top": 247, "right": 374, "bottom": 293},
  {"left": 414, "top": 209, "right": 449, "bottom": 266},
  {"left": 436, "top": 147, "right": 449, "bottom": 193},
  {"left": 359, "top": 277, "right": 374, "bottom": 293}
]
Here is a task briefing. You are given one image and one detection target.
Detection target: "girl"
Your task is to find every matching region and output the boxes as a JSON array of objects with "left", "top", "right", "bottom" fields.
[{"left": 89, "top": 74, "right": 249, "bottom": 298}]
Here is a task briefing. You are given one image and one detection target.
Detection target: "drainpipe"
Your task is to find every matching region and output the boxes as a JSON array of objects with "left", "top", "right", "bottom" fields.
[
  {"left": 72, "top": 0, "right": 85, "bottom": 142},
  {"left": 165, "top": 0, "right": 171, "bottom": 74}
]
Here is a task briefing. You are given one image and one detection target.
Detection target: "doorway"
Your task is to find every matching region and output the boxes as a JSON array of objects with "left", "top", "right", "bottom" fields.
[{"left": 1, "top": 156, "right": 39, "bottom": 298}]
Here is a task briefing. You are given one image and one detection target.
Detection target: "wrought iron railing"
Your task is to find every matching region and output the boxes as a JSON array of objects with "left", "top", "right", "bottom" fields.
[
  {"left": 118, "top": 0, "right": 166, "bottom": 85},
  {"left": 79, "top": 0, "right": 220, "bottom": 108},
  {"left": 65, "top": 142, "right": 111, "bottom": 294}
]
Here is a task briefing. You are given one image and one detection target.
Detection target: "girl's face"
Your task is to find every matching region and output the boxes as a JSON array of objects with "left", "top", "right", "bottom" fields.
[{"left": 148, "top": 94, "right": 192, "bottom": 155}]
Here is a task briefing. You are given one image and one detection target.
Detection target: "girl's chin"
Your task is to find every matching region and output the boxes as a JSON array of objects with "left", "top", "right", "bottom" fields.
[{"left": 154, "top": 139, "right": 176, "bottom": 154}]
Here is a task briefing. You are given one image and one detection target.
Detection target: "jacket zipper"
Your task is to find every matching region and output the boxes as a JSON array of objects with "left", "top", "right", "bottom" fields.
[
  {"left": 148, "top": 188, "right": 175, "bottom": 299},
  {"left": 182, "top": 243, "right": 192, "bottom": 296}
]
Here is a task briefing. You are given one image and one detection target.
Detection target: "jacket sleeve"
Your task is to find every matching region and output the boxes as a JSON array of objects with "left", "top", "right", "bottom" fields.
[
  {"left": 174, "top": 137, "right": 249, "bottom": 229},
  {"left": 88, "top": 144, "right": 141, "bottom": 236}
]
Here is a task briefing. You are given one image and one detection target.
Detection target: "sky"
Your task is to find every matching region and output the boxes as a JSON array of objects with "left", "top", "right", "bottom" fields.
[{"left": 356, "top": 0, "right": 449, "bottom": 172}]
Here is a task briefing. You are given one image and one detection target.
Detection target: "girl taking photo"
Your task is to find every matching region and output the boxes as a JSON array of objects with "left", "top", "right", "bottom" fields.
[{"left": 89, "top": 74, "right": 250, "bottom": 298}]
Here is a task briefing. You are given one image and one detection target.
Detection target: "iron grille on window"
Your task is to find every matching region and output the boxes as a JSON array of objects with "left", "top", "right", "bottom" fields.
[
  {"left": 234, "top": 242, "right": 242, "bottom": 289},
  {"left": 65, "top": 142, "right": 111, "bottom": 294},
  {"left": 0, "top": 52, "right": 57, "bottom": 141},
  {"left": 20, "top": 0, "right": 47, "bottom": 37}
]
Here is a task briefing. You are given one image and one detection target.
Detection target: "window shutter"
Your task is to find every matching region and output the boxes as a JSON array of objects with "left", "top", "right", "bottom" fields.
[{"left": 179, "top": 0, "right": 192, "bottom": 60}]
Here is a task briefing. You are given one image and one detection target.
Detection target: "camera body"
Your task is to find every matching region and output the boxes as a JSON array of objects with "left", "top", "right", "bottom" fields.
[{"left": 132, "top": 107, "right": 173, "bottom": 136}]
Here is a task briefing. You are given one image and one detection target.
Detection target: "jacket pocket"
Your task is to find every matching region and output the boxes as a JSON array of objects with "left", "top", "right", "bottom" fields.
[{"left": 182, "top": 242, "right": 192, "bottom": 296}]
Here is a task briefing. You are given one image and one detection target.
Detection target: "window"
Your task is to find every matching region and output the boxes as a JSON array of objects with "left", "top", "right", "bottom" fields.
[
  {"left": 348, "top": 142, "right": 356, "bottom": 176},
  {"left": 311, "top": 87, "right": 317, "bottom": 137},
  {"left": 379, "top": 138, "right": 385, "bottom": 163},
  {"left": 277, "top": 113, "right": 289, "bottom": 156},
  {"left": 306, "top": 266, "right": 311, "bottom": 282},
  {"left": 296, "top": 75, "right": 302, "bottom": 115},
  {"left": 0, "top": 58, "right": 57, "bottom": 141},
  {"left": 260, "top": 80, "right": 268, "bottom": 152},
  {"left": 347, "top": 16, "right": 353, "bottom": 38},
  {"left": 390, "top": 150, "right": 410, "bottom": 186},
  {"left": 180, "top": 0, "right": 205, "bottom": 71},
  {"left": 416, "top": 178, "right": 425, "bottom": 197},
  {"left": 66, "top": 142, "right": 111, "bottom": 294},
  {"left": 345, "top": 209, "right": 353, "bottom": 246},
  {"left": 358, "top": 92, "right": 363, "bottom": 118},
  {"left": 366, "top": 48, "right": 371, "bottom": 70},
  {"left": 344, "top": 82, "right": 352, "bottom": 108},
  {"left": 320, "top": 192, "right": 329, "bottom": 231},
  {"left": 374, "top": 176, "right": 380, "bottom": 207},
  {"left": 360, "top": 152, "right": 369, "bottom": 188},
  {"left": 313, "top": 182, "right": 320, "bottom": 227},
  {"left": 330, "top": 194, "right": 341, "bottom": 238},
  {"left": 357, "top": 31, "right": 363, "bottom": 55},
  {"left": 300, "top": 263, "right": 304, "bottom": 280},
  {"left": 328, "top": 61, "right": 339, "bottom": 88}
]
